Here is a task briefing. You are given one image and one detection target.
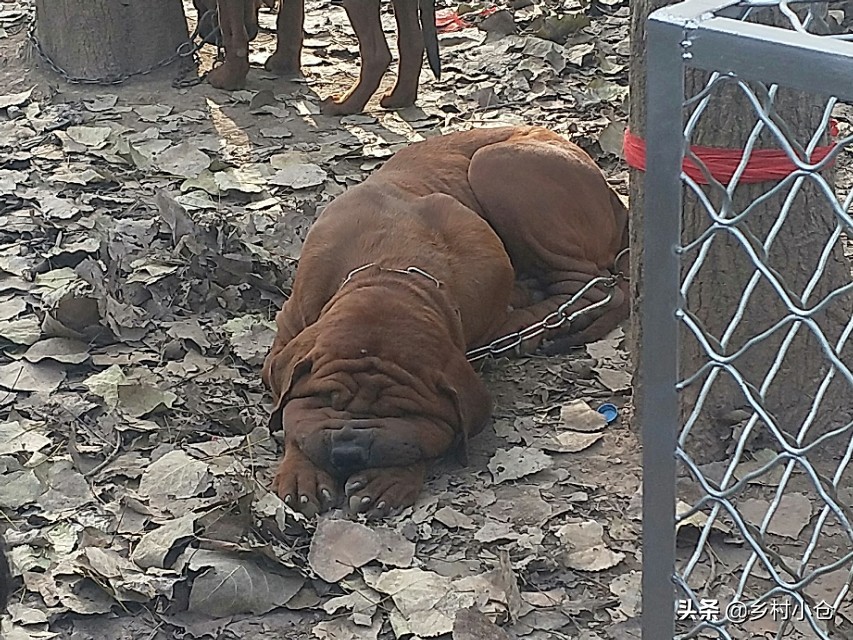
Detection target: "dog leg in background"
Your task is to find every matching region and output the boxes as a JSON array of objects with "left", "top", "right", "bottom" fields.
[
  {"left": 320, "top": 0, "right": 392, "bottom": 115},
  {"left": 264, "top": 0, "right": 305, "bottom": 76},
  {"left": 243, "top": 0, "right": 261, "bottom": 40},
  {"left": 379, "top": 0, "right": 425, "bottom": 108},
  {"left": 193, "top": 0, "right": 221, "bottom": 45},
  {"left": 207, "top": 0, "right": 252, "bottom": 90}
]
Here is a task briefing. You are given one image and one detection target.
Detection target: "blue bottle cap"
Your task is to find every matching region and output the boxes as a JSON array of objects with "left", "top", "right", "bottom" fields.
[{"left": 597, "top": 403, "right": 618, "bottom": 425}]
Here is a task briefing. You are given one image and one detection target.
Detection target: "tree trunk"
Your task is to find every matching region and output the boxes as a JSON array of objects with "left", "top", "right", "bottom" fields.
[
  {"left": 628, "top": 0, "right": 671, "bottom": 445},
  {"left": 34, "top": 0, "right": 190, "bottom": 82},
  {"left": 630, "top": 2, "right": 853, "bottom": 462}
]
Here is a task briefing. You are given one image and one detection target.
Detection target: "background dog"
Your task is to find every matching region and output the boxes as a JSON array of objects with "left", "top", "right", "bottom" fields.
[{"left": 195, "top": 0, "right": 440, "bottom": 115}]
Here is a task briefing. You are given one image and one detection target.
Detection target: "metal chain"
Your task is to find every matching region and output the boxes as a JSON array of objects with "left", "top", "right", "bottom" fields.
[
  {"left": 338, "top": 250, "right": 629, "bottom": 363},
  {"left": 26, "top": 7, "right": 219, "bottom": 88},
  {"left": 465, "top": 247, "right": 630, "bottom": 362}
]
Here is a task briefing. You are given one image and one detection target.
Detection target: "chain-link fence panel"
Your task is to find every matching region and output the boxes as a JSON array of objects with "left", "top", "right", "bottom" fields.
[{"left": 641, "top": 1, "right": 853, "bottom": 638}]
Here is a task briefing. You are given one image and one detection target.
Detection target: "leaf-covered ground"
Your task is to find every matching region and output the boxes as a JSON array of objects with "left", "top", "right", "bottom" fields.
[{"left": 1, "top": 0, "right": 852, "bottom": 639}]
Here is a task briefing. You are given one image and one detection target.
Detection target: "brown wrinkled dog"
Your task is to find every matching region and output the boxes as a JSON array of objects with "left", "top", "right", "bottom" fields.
[
  {"left": 198, "top": 0, "right": 440, "bottom": 115},
  {"left": 262, "top": 126, "right": 629, "bottom": 519}
]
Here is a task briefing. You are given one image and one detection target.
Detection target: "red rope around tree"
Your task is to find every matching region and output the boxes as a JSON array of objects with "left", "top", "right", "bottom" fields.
[{"left": 622, "top": 121, "right": 839, "bottom": 185}]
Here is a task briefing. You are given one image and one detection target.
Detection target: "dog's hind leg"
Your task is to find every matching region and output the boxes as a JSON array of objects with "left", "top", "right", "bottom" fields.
[{"left": 467, "top": 128, "right": 630, "bottom": 352}]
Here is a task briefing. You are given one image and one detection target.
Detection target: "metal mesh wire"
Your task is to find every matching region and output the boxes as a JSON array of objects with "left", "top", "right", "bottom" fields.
[{"left": 671, "top": 2, "right": 853, "bottom": 638}]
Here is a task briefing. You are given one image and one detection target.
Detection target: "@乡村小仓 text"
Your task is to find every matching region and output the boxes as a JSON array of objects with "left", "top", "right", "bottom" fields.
[{"left": 677, "top": 598, "right": 836, "bottom": 624}]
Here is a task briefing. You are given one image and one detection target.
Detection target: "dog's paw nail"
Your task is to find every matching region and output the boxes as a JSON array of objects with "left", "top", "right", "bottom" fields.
[
  {"left": 361, "top": 496, "right": 372, "bottom": 505},
  {"left": 299, "top": 495, "right": 309, "bottom": 505},
  {"left": 284, "top": 495, "right": 292, "bottom": 505},
  {"left": 321, "top": 488, "right": 332, "bottom": 502},
  {"left": 376, "top": 501, "right": 386, "bottom": 511},
  {"left": 345, "top": 478, "right": 365, "bottom": 496},
  {"left": 301, "top": 503, "right": 319, "bottom": 518},
  {"left": 349, "top": 495, "right": 367, "bottom": 513}
]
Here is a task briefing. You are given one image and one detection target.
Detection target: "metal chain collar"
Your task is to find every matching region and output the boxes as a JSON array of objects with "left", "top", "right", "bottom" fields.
[
  {"left": 465, "top": 246, "right": 630, "bottom": 362},
  {"left": 339, "top": 263, "right": 443, "bottom": 290},
  {"left": 337, "top": 248, "right": 630, "bottom": 363},
  {"left": 26, "top": 7, "right": 219, "bottom": 88}
]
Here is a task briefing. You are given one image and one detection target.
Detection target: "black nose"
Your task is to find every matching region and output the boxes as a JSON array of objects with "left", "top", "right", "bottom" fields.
[{"left": 329, "top": 426, "right": 372, "bottom": 471}]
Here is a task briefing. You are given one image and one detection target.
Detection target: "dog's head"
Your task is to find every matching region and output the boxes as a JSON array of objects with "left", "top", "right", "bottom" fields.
[{"left": 262, "top": 274, "right": 492, "bottom": 478}]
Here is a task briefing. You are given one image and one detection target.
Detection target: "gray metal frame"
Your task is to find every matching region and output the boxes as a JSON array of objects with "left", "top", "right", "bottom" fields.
[{"left": 641, "top": 1, "right": 853, "bottom": 638}]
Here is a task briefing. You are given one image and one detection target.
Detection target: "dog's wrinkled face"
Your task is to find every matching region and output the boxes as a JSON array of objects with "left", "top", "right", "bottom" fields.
[
  {"left": 263, "top": 278, "right": 493, "bottom": 478},
  {"left": 280, "top": 394, "right": 461, "bottom": 479}
]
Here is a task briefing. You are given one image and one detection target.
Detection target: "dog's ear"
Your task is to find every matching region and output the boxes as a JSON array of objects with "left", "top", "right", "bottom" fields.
[
  {"left": 262, "top": 335, "right": 314, "bottom": 432},
  {"left": 437, "top": 354, "right": 493, "bottom": 465}
]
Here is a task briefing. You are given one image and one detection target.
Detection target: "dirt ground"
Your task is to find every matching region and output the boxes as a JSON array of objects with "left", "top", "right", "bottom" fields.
[{"left": 0, "top": 0, "right": 851, "bottom": 639}]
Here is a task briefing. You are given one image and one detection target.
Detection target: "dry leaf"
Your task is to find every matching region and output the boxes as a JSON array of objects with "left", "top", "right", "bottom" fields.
[
  {"left": 676, "top": 500, "right": 732, "bottom": 535},
  {"left": 434, "top": 506, "right": 476, "bottom": 530},
  {"left": 66, "top": 125, "right": 112, "bottom": 148},
  {"left": 0, "top": 469, "right": 45, "bottom": 509},
  {"left": 154, "top": 142, "right": 211, "bottom": 179},
  {"left": 373, "top": 528, "right": 416, "bottom": 568},
  {"left": 739, "top": 494, "right": 812, "bottom": 539},
  {"left": 0, "top": 361, "right": 65, "bottom": 393},
  {"left": 308, "top": 519, "right": 383, "bottom": 582},
  {"left": 0, "top": 420, "right": 51, "bottom": 455},
  {"left": 0, "top": 87, "right": 34, "bottom": 109},
  {"left": 132, "top": 514, "right": 196, "bottom": 569},
  {"left": 541, "top": 431, "right": 603, "bottom": 453},
  {"left": 556, "top": 520, "right": 624, "bottom": 571},
  {"left": 559, "top": 399, "right": 607, "bottom": 432},
  {"left": 83, "top": 94, "right": 119, "bottom": 112},
  {"left": 270, "top": 163, "right": 327, "bottom": 189},
  {"left": 260, "top": 126, "right": 293, "bottom": 139},
  {"left": 594, "top": 367, "right": 632, "bottom": 392},
  {"left": 0, "top": 316, "right": 41, "bottom": 345},
  {"left": 368, "top": 568, "right": 464, "bottom": 637},
  {"left": 609, "top": 570, "right": 641, "bottom": 620},
  {"left": 116, "top": 383, "right": 177, "bottom": 418},
  {"left": 24, "top": 338, "right": 90, "bottom": 365},
  {"left": 453, "top": 606, "right": 513, "bottom": 640},
  {"left": 138, "top": 451, "right": 210, "bottom": 501},
  {"left": 312, "top": 617, "right": 381, "bottom": 640},
  {"left": 474, "top": 521, "right": 519, "bottom": 543},
  {"left": 186, "top": 549, "right": 303, "bottom": 616},
  {"left": 488, "top": 446, "right": 553, "bottom": 484}
]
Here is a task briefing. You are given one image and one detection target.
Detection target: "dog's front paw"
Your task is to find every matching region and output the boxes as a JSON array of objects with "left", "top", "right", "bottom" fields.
[
  {"left": 344, "top": 465, "right": 425, "bottom": 519},
  {"left": 273, "top": 451, "right": 339, "bottom": 518}
]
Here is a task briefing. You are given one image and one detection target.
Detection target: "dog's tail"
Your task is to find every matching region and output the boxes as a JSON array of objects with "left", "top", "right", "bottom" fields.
[{"left": 419, "top": 0, "right": 441, "bottom": 80}]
